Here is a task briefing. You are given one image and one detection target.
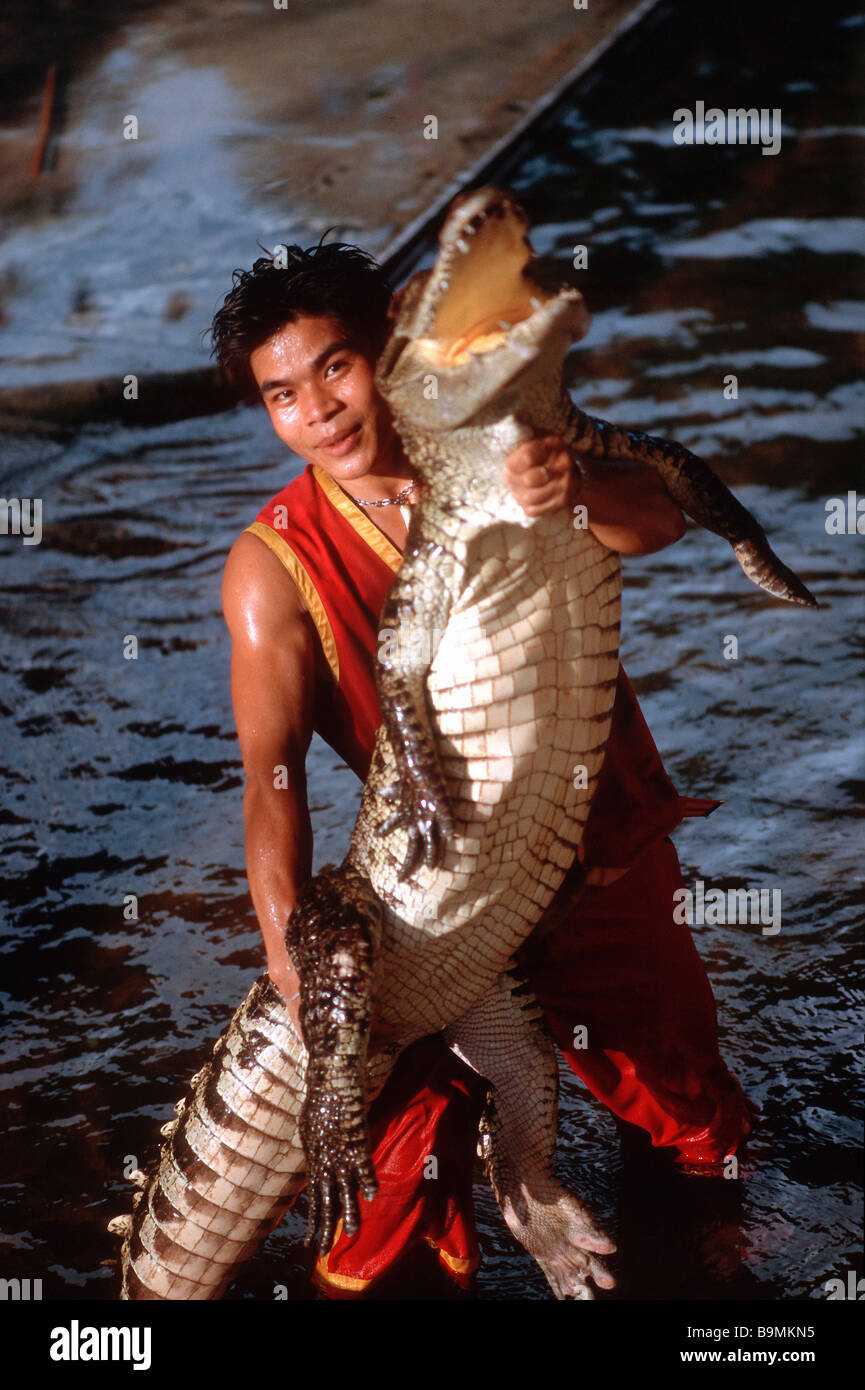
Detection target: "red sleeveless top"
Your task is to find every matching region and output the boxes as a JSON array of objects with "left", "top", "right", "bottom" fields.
[{"left": 246, "top": 463, "right": 716, "bottom": 878}]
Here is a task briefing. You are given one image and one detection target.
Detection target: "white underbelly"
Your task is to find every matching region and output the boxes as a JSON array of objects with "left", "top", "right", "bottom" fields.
[{"left": 356, "top": 511, "right": 621, "bottom": 1032}]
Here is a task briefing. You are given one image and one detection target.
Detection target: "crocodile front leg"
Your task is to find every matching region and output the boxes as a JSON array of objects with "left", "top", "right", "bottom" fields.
[
  {"left": 444, "top": 971, "right": 616, "bottom": 1300},
  {"left": 374, "top": 522, "right": 458, "bottom": 878},
  {"left": 566, "top": 402, "right": 817, "bottom": 609},
  {"left": 286, "top": 863, "right": 383, "bottom": 1252}
]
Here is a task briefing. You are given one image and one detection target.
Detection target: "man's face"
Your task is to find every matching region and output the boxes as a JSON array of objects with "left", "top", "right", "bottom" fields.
[{"left": 249, "top": 313, "right": 399, "bottom": 482}]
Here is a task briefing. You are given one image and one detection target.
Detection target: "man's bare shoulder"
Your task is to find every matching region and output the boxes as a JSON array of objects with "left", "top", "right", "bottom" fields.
[{"left": 222, "top": 529, "right": 309, "bottom": 640}]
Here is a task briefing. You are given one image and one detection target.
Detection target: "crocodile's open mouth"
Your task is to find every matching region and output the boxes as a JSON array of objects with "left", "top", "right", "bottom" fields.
[
  {"left": 415, "top": 191, "right": 558, "bottom": 367},
  {"left": 379, "top": 186, "right": 589, "bottom": 431}
]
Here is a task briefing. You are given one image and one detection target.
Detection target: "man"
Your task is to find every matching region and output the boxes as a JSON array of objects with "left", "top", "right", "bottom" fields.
[{"left": 212, "top": 239, "right": 754, "bottom": 1296}]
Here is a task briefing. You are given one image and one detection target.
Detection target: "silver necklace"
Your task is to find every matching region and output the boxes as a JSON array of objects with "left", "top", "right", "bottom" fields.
[{"left": 349, "top": 480, "right": 416, "bottom": 508}]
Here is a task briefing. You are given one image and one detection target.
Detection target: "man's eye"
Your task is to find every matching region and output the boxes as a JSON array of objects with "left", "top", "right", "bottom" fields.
[
  {"left": 275, "top": 389, "right": 294, "bottom": 402},
  {"left": 326, "top": 359, "right": 348, "bottom": 375}
]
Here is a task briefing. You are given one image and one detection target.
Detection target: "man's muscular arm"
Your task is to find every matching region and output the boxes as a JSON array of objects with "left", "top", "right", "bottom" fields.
[
  {"left": 503, "top": 435, "right": 687, "bottom": 553},
  {"left": 222, "top": 531, "right": 316, "bottom": 1037}
]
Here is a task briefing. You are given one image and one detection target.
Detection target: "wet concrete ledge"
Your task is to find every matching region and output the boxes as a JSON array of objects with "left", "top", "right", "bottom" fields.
[{"left": 0, "top": 0, "right": 660, "bottom": 427}]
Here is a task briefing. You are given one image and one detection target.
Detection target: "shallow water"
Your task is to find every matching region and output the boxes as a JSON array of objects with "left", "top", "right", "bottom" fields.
[{"left": 0, "top": 0, "right": 862, "bottom": 1300}]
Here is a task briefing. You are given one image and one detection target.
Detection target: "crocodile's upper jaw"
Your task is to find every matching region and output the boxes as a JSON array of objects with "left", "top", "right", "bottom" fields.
[{"left": 378, "top": 187, "right": 590, "bottom": 433}]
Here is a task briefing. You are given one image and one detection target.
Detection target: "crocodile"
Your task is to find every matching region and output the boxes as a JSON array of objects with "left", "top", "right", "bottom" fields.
[{"left": 114, "top": 186, "right": 816, "bottom": 1302}]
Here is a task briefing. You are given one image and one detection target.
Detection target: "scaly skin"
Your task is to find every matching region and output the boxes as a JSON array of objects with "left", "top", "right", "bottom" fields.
[
  {"left": 116, "top": 187, "right": 814, "bottom": 1301},
  {"left": 446, "top": 971, "right": 616, "bottom": 1299},
  {"left": 288, "top": 864, "right": 382, "bottom": 1250},
  {"left": 565, "top": 406, "right": 818, "bottom": 608}
]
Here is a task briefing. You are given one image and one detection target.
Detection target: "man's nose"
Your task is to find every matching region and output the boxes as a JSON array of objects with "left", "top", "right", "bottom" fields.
[{"left": 303, "top": 381, "right": 340, "bottom": 424}]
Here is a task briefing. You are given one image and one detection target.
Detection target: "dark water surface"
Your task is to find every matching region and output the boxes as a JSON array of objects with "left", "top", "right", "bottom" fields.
[{"left": 1, "top": 0, "right": 862, "bottom": 1301}]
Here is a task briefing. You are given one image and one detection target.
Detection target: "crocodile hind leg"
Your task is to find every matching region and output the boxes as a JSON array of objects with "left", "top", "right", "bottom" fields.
[
  {"left": 444, "top": 972, "right": 616, "bottom": 1300},
  {"left": 119, "top": 976, "right": 310, "bottom": 1300}
]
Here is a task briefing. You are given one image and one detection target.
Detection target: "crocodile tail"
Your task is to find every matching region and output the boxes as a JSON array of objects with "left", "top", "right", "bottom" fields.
[
  {"left": 582, "top": 413, "right": 818, "bottom": 609},
  {"left": 732, "top": 538, "right": 818, "bottom": 609},
  {"left": 118, "top": 976, "right": 308, "bottom": 1300}
]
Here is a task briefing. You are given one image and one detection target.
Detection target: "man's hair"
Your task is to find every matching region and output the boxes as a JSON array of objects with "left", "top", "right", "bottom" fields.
[{"left": 209, "top": 238, "right": 393, "bottom": 399}]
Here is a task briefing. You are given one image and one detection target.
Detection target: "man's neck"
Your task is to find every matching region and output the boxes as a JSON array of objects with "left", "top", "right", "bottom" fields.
[{"left": 339, "top": 437, "right": 419, "bottom": 504}]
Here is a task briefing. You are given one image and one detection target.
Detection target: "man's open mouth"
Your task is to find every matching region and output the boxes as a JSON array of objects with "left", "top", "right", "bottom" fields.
[{"left": 319, "top": 424, "right": 362, "bottom": 456}]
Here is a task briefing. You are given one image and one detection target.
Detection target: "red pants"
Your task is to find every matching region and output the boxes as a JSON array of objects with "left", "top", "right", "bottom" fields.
[
  {"left": 315, "top": 834, "right": 755, "bottom": 1294},
  {"left": 524, "top": 836, "right": 756, "bottom": 1164}
]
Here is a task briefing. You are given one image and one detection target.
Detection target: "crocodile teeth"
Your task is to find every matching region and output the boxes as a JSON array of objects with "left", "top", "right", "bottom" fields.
[
  {"left": 174, "top": 1098, "right": 187, "bottom": 1116},
  {"left": 190, "top": 1068, "right": 206, "bottom": 1086},
  {"left": 127, "top": 1169, "right": 147, "bottom": 1188},
  {"left": 107, "top": 1214, "right": 132, "bottom": 1236},
  {"left": 457, "top": 237, "right": 470, "bottom": 254},
  {"left": 132, "top": 1191, "right": 144, "bottom": 1209},
  {"left": 160, "top": 1119, "right": 178, "bottom": 1138}
]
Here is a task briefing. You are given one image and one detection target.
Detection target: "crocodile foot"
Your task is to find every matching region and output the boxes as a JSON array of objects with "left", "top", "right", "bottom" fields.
[
  {"left": 301, "top": 1057, "right": 378, "bottom": 1253},
  {"left": 379, "top": 774, "right": 455, "bottom": 879},
  {"left": 503, "top": 1188, "right": 617, "bottom": 1301}
]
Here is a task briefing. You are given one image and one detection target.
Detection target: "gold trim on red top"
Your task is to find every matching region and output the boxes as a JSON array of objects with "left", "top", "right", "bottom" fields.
[
  {"left": 312, "top": 465, "right": 403, "bottom": 574},
  {"left": 244, "top": 520, "right": 340, "bottom": 682}
]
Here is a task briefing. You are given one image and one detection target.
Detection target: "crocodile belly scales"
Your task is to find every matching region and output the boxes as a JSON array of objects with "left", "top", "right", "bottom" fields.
[{"left": 358, "top": 512, "right": 621, "bottom": 1036}]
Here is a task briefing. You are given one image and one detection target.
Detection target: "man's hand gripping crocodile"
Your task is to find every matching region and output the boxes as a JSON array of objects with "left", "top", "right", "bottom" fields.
[{"left": 117, "top": 188, "right": 815, "bottom": 1302}]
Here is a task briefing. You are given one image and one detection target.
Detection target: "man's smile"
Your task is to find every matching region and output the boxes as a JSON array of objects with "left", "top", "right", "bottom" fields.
[{"left": 318, "top": 422, "right": 363, "bottom": 457}]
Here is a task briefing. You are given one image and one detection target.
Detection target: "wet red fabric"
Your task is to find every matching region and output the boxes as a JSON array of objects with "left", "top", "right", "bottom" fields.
[
  {"left": 519, "top": 836, "right": 756, "bottom": 1164},
  {"left": 248, "top": 466, "right": 755, "bottom": 1294},
  {"left": 311, "top": 1036, "right": 485, "bottom": 1295}
]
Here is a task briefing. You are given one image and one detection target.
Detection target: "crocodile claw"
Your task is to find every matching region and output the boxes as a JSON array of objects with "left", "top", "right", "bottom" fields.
[
  {"left": 379, "top": 779, "right": 455, "bottom": 878},
  {"left": 301, "top": 1060, "right": 378, "bottom": 1255}
]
